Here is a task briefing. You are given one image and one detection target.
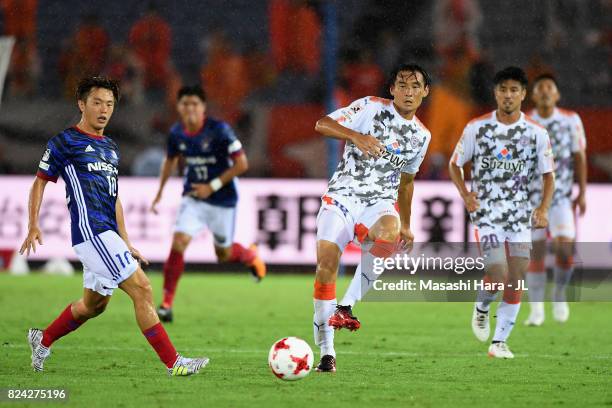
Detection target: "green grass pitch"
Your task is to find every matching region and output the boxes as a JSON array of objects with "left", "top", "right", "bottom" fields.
[{"left": 1, "top": 272, "right": 611, "bottom": 408}]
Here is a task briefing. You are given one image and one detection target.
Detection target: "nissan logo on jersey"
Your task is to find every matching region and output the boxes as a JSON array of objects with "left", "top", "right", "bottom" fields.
[{"left": 87, "top": 162, "right": 118, "bottom": 174}]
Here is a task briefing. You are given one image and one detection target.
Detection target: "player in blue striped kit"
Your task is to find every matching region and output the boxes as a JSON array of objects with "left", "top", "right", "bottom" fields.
[{"left": 20, "top": 76, "right": 208, "bottom": 376}]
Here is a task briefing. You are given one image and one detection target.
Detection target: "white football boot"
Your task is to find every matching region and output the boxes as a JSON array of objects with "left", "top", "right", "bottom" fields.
[
  {"left": 28, "top": 328, "right": 51, "bottom": 372},
  {"left": 524, "top": 302, "right": 545, "bottom": 326},
  {"left": 471, "top": 303, "right": 490, "bottom": 342},
  {"left": 553, "top": 302, "right": 570, "bottom": 323},
  {"left": 488, "top": 342, "right": 514, "bottom": 359},
  {"left": 168, "top": 355, "right": 210, "bottom": 376}
]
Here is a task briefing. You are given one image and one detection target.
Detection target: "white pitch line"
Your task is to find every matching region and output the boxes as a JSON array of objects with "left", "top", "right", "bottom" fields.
[{"left": 3, "top": 343, "right": 611, "bottom": 360}]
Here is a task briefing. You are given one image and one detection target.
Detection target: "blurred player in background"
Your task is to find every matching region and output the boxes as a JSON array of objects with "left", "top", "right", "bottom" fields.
[
  {"left": 21, "top": 77, "right": 208, "bottom": 376},
  {"left": 311, "top": 63, "right": 432, "bottom": 372},
  {"left": 150, "top": 85, "right": 265, "bottom": 323},
  {"left": 449, "top": 67, "right": 555, "bottom": 358},
  {"left": 524, "top": 74, "right": 587, "bottom": 326}
]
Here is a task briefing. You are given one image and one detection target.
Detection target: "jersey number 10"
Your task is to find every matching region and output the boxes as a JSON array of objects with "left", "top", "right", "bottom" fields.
[{"left": 106, "top": 176, "right": 117, "bottom": 197}]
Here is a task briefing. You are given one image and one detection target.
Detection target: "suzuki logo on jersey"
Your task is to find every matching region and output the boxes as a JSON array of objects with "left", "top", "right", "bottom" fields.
[
  {"left": 386, "top": 141, "right": 401, "bottom": 154},
  {"left": 481, "top": 155, "right": 525, "bottom": 173},
  {"left": 496, "top": 148, "right": 512, "bottom": 160},
  {"left": 381, "top": 149, "right": 407, "bottom": 169},
  {"left": 87, "top": 161, "right": 118, "bottom": 174}
]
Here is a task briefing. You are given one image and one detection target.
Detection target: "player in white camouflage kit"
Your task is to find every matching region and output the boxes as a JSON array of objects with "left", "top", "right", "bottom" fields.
[
  {"left": 524, "top": 74, "right": 587, "bottom": 326},
  {"left": 311, "top": 63, "right": 432, "bottom": 372},
  {"left": 449, "top": 67, "right": 555, "bottom": 358}
]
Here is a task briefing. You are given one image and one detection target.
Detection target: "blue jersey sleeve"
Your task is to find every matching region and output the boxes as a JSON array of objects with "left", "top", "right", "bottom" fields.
[
  {"left": 36, "top": 136, "right": 66, "bottom": 182},
  {"left": 220, "top": 123, "right": 243, "bottom": 158},
  {"left": 166, "top": 131, "right": 180, "bottom": 158}
]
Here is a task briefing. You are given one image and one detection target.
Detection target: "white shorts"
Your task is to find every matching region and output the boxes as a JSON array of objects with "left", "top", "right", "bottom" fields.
[
  {"left": 532, "top": 200, "right": 575, "bottom": 241},
  {"left": 174, "top": 196, "right": 236, "bottom": 247},
  {"left": 73, "top": 230, "right": 138, "bottom": 296},
  {"left": 316, "top": 193, "right": 399, "bottom": 251},
  {"left": 474, "top": 226, "right": 532, "bottom": 265}
]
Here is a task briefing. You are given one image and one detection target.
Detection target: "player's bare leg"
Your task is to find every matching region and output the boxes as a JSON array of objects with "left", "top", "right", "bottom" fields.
[
  {"left": 334, "top": 215, "right": 400, "bottom": 330},
  {"left": 157, "top": 232, "right": 192, "bottom": 322},
  {"left": 28, "top": 289, "right": 110, "bottom": 371},
  {"left": 313, "top": 239, "right": 341, "bottom": 372},
  {"left": 551, "top": 236, "right": 574, "bottom": 322},
  {"left": 215, "top": 243, "right": 266, "bottom": 282},
  {"left": 488, "top": 255, "right": 528, "bottom": 359},
  {"left": 525, "top": 239, "right": 547, "bottom": 326},
  {"left": 120, "top": 267, "right": 208, "bottom": 376}
]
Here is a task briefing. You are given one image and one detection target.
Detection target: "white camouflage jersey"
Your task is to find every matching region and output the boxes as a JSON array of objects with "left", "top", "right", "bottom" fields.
[
  {"left": 326, "top": 96, "right": 431, "bottom": 206},
  {"left": 528, "top": 108, "right": 586, "bottom": 207},
  {"left": 452, "top": 111, "right": 555, "bottom": 233}
]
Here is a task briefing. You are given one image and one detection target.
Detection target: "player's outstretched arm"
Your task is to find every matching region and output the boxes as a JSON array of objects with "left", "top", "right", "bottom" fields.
[
  {"left": 533, "top": 172, "right": 554, "bottom": 228},
  {"left": 191, "top": 152, "right": 248, "bottom": 200},
  {"left": 448, "top": 162, "right": 479, "bottom": 213},
  {"left": 397, "top": 173, "right": 415, "bottom": 249},
  {"left": 150, "top": 156, "right": 179, "bottom": 214},
  {"left": 314, "top": 116, "right": 383, "bottom": 159},
  {"left": 573, "top": 149, "right": 587, "bottom": 215},
  {"left": 19, "top": 177, "right": 48, "bottom": 256},
  {"left": 116, "top": 196, "right": 149, "bottom": 265}
]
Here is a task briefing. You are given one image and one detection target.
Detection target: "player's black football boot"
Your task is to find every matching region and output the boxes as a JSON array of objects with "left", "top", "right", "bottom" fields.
[
  {"left": 328, "top": 305, "right": 361, "bottom": 331},
  {"left": 156, "top": 305, "right": 173, "bottom": 323},
  {"left": 316, "top": 355, "right": 336, "bottom": 373}
]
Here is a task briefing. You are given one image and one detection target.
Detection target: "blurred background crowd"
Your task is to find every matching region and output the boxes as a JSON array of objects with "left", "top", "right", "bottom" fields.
[{"left": 0, "top": 0, "right": 610, "bottom": 182}]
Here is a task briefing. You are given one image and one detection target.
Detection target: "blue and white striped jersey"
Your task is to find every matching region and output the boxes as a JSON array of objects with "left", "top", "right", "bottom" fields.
[{"left": 37, "top": 126, "right": 120, "bottom": 246}]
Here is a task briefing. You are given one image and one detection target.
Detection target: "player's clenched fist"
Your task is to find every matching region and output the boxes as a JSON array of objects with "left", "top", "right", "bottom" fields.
[
  {"left": 350, "top": 133, "right": 384, "bottom": 159},
  {"left": 531, "top": 206, "right": 549, "bottom": 229},
  {"left": 461, "top": 191, "right": 480, "bottom": 213},
  {"left": 20, "top": 226, "right": 43, "bottom": 256}
]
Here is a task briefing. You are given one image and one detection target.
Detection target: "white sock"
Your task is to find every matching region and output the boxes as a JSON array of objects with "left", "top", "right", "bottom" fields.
[
  {"left": 340, "top": 263, "right": 362, "bottom": 307},
  {"left": 340, "top": 256, "right": 381, "bottom": 307},
  {"left": 526, "top": 271, "right": 547, "bottom": 302},
  {"left": 476, "top": 290, "right": 498, "bottom": 312},
  {"left": 553, "top": 266, "right": 573, "bottom": 302},
  {"left": 492, "top": 302, "right": 521, "bottom": 342},
  {"left": 313, "top": 298, "right": 337, "bottom": 357}
]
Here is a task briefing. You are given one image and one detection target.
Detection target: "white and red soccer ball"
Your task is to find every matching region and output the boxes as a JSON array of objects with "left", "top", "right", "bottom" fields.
[{"left": 268, "top": 337, "right": 314, "bottom": 381}]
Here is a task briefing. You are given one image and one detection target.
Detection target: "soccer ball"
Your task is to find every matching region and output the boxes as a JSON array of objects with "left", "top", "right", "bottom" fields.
[{"left": 268, "top": 337, "right": 314, "bottom": 381}]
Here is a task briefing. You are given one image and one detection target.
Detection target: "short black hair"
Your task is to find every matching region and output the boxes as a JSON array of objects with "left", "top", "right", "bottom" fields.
[
  {"left": 532, "top": 73, "right": 559, "bottom": 88},
  {"left": 493, "top": 66, "right": 528, "bottom": 88},
  {"left": 388, "top": 63, "right": 432, "bottom": 90},
  {"left": 76, "top": 76, "right": 120, "bottom": 103},
  {"left": 177, "top": 85, "right": 206, "bottom": 103}
]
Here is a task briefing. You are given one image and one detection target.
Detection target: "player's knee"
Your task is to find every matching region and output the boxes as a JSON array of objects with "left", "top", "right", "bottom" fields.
[
  {"left": 369, "top": 216, "right": 400, "bottom": 242},
  {"left": 82, "top": 298, "right": 109, "bottom": 318},
  {"left": 131, "top": 276, "right": 154, "bottom": 303},
  {"left": 91, "top": 299, "right": 109, "bottom": 316},
  {"left": 171, "top": 234, "right": 191, "bottom": 253},
  {"left": 554, "top": 241, "right": 573, "bottom": 264}
]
